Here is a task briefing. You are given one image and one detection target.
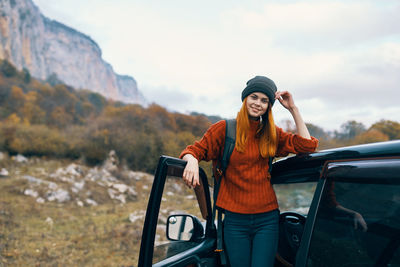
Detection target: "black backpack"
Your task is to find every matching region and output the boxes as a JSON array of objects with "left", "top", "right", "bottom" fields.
[{"left": 212, "top": 119, "right": 274, "bottom": 265}]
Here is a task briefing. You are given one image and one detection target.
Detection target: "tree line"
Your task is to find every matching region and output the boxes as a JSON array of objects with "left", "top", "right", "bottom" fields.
[
  {"left": 0, "top": 60, "right": 212, "bottom": 172},
  {"left": 0, "top": 59, "right": 399, "bottom": 173}
]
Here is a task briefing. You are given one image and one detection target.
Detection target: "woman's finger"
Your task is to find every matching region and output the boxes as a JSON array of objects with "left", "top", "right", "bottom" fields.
[
  {"left": 193, "top": 174, "right": 199, "bottom": 187},
  {"left": 183, "top": 170, "right": 189, "bottom": 181},
  {"left": 183, "top": 169, "right": 191, "bottom": 186}
]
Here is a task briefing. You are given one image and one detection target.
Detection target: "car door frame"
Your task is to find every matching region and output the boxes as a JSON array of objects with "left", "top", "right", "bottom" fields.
[
  {"left": 295, "top": 156, "right": 400, "bottom": 267},
  {"left": 138, "top": 156, "right": 217, "bottom": 267}
]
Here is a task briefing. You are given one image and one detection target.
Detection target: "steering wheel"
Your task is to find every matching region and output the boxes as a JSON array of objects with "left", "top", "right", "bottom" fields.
[{"left": 276, "top": 212, "right": 306, "bottom": 267}]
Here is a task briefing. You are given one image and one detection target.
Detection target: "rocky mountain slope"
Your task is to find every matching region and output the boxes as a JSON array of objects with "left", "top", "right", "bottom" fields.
[
  {"left": 0, "top": 0, "right": 145, "bottom": 104},
  {"left": 0, "top": 150, "right": 193, "bottom": 265}
]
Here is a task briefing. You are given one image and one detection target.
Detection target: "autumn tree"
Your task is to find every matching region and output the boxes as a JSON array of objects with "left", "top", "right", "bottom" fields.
[
  {"left": 86, "top": 91, "right": 107, "bottom": 113},
  {"left": 161, "top": 131, "right": 196, "bottom": 158},
  {"left": 7, "top": 124, "right": 69, "bottom": 157},
  {"left": 8, "top": 86, "right": 25, "bottom": 112},
  {"left": 353, "top": 129, "right": 389, "bottom": 144},
  {"left": 22, "top": 67, "right": 31, "bottom": 83},
  {"left": 147, "top": 104, "right": 177, "bottom": 132},
  {"left": 370, "top": 120, "right": 400, "bottom": 140},
  {"left": 20, "top": 91, "right": 46, "bottom": 124},
  {"left": 5, "top": 113, "right": 21, "bottom": 124},
  {"left": 50, "top": 106, "right": 73, "bottom": 128},
  {"left": 0, "top": 60, "right": 17, "bottom": 77},
  {"left": 174, "top": 113, "right": 211, "bottom": 136},
  {"left": 335, "top": 120, "right": 366, "bottom": 141},
  {"left": 53, "top": 84, "right": 78, "bottom": 114},
  {"left": 46, "top": 73, "right": 63, "bottom": 86}
]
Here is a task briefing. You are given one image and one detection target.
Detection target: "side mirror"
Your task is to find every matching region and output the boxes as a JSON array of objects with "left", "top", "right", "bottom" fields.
[{"left": 166, "top": 214, "right": 204, "bottom": 242}]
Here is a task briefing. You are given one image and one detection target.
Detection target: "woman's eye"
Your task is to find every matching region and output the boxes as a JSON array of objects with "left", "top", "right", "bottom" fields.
[{"left": 262, "top": 99, "right": 268, "bottom": 103}]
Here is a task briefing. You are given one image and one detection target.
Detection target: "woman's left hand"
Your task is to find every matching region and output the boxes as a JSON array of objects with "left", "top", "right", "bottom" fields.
[{"left": 275, "top": 91, "right": 296, "bottom": 110}]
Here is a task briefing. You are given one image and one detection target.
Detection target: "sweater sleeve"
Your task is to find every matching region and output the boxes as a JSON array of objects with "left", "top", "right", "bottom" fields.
[
  {"left": 275, "top": 126, "right": 319, "bottom": 157},
  {"left": 179, "top": 120, "right": 226, "bottom": 162}
]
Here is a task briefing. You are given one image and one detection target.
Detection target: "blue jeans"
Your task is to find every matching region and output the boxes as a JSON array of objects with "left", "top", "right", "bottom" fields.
[{"left": 223, "top": 209, "right": 279, "bottom": 267}]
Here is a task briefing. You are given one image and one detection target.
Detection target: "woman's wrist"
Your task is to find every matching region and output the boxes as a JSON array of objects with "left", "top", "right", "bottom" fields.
[
  {"left": 183, "top": 153, "right": 197, "bottom": 162},
  {"left": 288, "top": 105, "right": 299, "bottom": 114}
]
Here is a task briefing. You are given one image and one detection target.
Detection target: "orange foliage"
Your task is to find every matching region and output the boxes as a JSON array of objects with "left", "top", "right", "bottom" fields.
[
  {"left": 9, "top": 86, "right": 25, "bottom": 110},
  {"left": 6, "top": 113, "right": 21, "bottom": 124},
  {"left": 50, "top": 107, "right": 73, "bottom": 128},
  {"left": 370, "top": 120, "right": 400, "bottom": 140},
  {"left": 25, "top": 91, "right": 38, "bottom": 102},
  {"left": 7, "top": 124, "right": 69, "bottom": 157},
  {"left": 147, "top": 104, "right": 177, "bottom": 131},
  {"left": 353, "top": 129, "right": 389, "bottom": 144},
  {"left": 21, "top": 102, "right": 46, "bottom": 124}
]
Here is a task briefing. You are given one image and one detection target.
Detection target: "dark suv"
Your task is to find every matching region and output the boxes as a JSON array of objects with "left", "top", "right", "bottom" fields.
[{"left": 139, "top": 140, "right": 400, "bottom": 267}]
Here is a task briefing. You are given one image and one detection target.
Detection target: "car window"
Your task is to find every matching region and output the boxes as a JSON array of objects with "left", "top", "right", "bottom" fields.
[
  {"left": 307, "top": 179, "right": 400, "bottom": 267},
  {"left": 274, "top": 182, "right": 317, "bottom": 215},
  {"left": 152, "top": 175, "right": 204, "bottom": 264}
]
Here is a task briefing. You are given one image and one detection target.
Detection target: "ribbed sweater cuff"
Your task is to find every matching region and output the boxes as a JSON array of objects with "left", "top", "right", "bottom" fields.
[{"left": 295, "top": 135, "right": 319, "bottom": 151}]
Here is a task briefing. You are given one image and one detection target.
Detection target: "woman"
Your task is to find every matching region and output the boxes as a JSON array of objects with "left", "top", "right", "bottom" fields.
[{"left": 180, "top": 75, "right": 319, "bottom": 267}]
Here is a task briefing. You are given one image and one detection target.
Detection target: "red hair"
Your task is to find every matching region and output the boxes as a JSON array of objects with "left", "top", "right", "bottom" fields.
[{"left": 235, "top": 98, "right": 277, "bottom": 158}]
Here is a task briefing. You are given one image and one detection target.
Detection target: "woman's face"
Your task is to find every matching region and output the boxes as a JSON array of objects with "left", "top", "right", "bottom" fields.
[{"left": 246, "top": 92, "right": 269, "bottom": 119}]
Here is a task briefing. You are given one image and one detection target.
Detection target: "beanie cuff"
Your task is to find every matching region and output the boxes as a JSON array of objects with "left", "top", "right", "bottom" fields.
[{"left": 241, "top": 76, "right": 277, "bottom": 106}]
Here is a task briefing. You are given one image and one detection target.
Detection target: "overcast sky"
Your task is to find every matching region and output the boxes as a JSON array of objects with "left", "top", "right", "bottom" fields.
[{"left": 33, "top": 0, "right": 400, "bottom": 131}]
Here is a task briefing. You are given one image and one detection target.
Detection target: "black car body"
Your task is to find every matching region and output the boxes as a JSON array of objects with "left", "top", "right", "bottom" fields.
[{"left": 139, "top": 140, "right": 400, "bottom": 267}]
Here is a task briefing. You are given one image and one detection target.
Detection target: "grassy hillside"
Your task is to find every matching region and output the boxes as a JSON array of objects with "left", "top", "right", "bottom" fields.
[{"left": 0, "top": 153, "right": 150, "bottom": 266}]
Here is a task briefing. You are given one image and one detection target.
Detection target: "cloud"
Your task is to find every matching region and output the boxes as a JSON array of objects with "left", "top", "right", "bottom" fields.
[
  {"left": 32, "top": 0, "right": 400, "bottom": 131},
  {"left": 292, "top": 42, "right": 400, "bottom": 106},
  {"left": 274, "top": 97, "right": 400, "bottom": 131},
  {"left": 221, "top": 1, "right": 400, "bottom": 48},
  {"left": 141, "top": 85, "right": 191, "bottom": 111}
]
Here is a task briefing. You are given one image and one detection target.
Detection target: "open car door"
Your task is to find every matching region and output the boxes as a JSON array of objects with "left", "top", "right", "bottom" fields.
[{"left": 138, "top": 156, "right": 219, "bottom": 267}]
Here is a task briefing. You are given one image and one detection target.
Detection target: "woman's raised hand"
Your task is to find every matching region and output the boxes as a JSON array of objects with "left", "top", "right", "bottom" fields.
[
  {"left": 275, "top": 91, "right": 296, "bottom": 111},
  {"left": 182, "top": 154, "right": 200, "bottom": 188}
]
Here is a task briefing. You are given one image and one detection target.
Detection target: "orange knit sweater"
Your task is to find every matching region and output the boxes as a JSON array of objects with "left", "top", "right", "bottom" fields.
[{"left": 180, "top": 120, "right": 319, "bottom": 214}]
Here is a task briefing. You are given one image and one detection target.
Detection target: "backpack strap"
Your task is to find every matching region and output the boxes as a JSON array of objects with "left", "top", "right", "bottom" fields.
[
  {"left": 220, "top": 119, "right": 236, "bottom": 174},
  {"left": 213, "top": 119, "right": 236, "bottom": 202},
  {"left": 212, "top": 119, "right": 236, "bottom": 265},
  {"left": 268, "top": 156, "right": 273, "bottom": 173}
]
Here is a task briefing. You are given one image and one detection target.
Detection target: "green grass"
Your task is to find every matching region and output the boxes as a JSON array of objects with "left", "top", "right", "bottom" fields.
[{"left": 1, "top": 187, "right": 145, "bottom": 266}]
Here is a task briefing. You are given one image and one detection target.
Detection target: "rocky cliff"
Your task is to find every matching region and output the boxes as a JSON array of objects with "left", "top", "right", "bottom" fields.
[{"left": 0, "top": 0, "right": 145, "bottom": 104}]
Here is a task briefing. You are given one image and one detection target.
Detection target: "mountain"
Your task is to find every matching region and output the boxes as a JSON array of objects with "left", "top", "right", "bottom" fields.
[{"left": 0, "top": 0, "right": 145, "bottom": 104}]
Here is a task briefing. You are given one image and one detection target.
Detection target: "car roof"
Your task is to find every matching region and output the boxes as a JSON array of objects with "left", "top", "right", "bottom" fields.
[{"left": 271, "top": 140, "right": 400, "bottom": 183}]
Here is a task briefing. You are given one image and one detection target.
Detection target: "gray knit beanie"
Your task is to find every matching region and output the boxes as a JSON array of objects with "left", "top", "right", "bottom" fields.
[{"left": 241, "top": 76, "right": 277, "bottom": 106}]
